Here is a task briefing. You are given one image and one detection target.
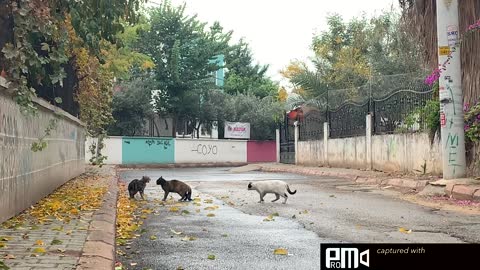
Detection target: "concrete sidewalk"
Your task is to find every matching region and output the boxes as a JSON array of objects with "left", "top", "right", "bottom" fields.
[
  {"left": 0, "top": 166, "right": 118, "bottom": 270},
  {"left": 250, "top": 163, "right": 480, "bottom": 202}
]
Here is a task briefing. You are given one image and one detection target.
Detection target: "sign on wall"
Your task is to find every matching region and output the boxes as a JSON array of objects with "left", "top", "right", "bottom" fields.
[{"left": 224, "top": 122, "right": 250, "bottom": 139}]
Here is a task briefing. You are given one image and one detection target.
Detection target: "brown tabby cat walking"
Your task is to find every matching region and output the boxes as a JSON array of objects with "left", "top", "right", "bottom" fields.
[{"left": 156, "top": 176, "right": 192, "bottom": 201}]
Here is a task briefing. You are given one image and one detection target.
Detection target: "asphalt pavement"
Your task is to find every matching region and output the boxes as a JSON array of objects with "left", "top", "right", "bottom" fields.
[{"left": 118, "top": 167, "right": 480, "bottom": 270}]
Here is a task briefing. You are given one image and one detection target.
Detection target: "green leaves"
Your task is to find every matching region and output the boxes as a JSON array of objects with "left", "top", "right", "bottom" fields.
[
  {"left": 1, "top": 44, "right": 19, "bottom": 59},
  {"left": 40, "top": 43, "right": 50, "bottom": 52},
  {"left": 49, "top": 69, "right": 67, "bottom": 87}
]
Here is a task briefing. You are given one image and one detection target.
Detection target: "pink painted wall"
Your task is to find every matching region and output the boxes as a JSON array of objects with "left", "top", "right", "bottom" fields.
[{"left": 247, "top": 141, "right": 276, "bottom": 162}]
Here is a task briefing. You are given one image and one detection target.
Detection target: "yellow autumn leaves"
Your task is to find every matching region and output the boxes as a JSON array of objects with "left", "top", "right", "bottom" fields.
[
  {"left": 2, "top": 173, "right": 108, "bottom": 229},
  {"left": 116, "top": 183, "right": 145, "bottom": 245}
]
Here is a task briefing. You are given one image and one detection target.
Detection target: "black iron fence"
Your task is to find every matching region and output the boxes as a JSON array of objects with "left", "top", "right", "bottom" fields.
[
  {"left": 299, "top": 109, "right": 325, "bottom": 141},
  {"left": 279, "top": 116, "right": 295, "bottom": 164},
  {"left": 328, "top": 100, "right": 369, "bottom": 138},
  {"left": 373, "top": 89, "right": 434, "bottom": 134},
  {"left": 297, "top": 74, "right": 435, "bottom": 141}
]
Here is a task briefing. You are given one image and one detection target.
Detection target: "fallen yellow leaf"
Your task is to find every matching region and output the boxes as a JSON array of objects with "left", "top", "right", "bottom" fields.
[
  {"left": 204, "top": 199, "right": 213, "bottom": 204},
  {"left": 33, "top": 247, "right": 46, "bottom": 253},
  {"left": 399, "top": 227, "right": 412, "bottom": 234},
  {"left": 142, "top": 209, "right": 153, "bottom": 214},
  {"left": 181, "top": 236, "right": 197, "bottom": 241},
  {"left": 35, "top": 240, "right": 44, "bottom": 246},
  {"left": 207, "top": 213, "right": 215, "bottom": 217},
  {"left": 195, "top": 209, "right": 201, "bottom": 213},
  {"left": 263, "top": 215, "right": 275, "bottom": 222},
  {"left": 150, "top": 235, "right": 157, "bottom": 240},
  {"left": 273, "top": 248, "right": 288, "bottom": 255},
  {"left": 170, "top": 229, "right": 182, "bottom": 235},
  {"left": 169, "top": 207, "right": 180, "bottom": 212},
  {"left": 207, "top": 254, "right": 216, "bottom": 260},
  {"left": 204, "top": 206, "right": 216, "bottom": 211}
]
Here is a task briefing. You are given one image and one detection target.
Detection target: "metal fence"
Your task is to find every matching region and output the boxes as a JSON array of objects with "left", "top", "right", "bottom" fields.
[
  {"left": 296, "top": 73, "right": 435, "bottom": 140},
  {"left": 299, "top": 109, "right": 325, "bottom": 141},
  {"left": 279, "top": 116, "right": 295, "bottom": 164}
]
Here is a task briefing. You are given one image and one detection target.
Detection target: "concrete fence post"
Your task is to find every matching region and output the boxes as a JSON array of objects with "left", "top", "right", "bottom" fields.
[
  {"left": 294, "top": 121, "right": 299, "bottom": 165},
  {"left": 323, "top": 122, "right": 329, "bottom": 166},
  {"left": 275, "top": 129, "right": 280, "bottom": 163},
  {"left": 366, "top": 114, "right": 373, "bottom": 170}
]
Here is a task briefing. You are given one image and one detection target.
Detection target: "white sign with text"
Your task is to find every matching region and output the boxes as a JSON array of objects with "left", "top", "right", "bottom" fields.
[{"left": 224, "top": 122, "right": 250, "bottom": 139}]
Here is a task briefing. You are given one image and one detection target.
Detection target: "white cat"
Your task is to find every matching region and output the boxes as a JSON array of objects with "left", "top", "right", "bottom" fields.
[{"left": 247, "top": 180, "right": 297, "bottom": 204}]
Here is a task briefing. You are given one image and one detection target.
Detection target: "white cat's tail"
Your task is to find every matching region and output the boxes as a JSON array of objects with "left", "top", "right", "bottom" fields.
[{"left": 286, "top": 185, "right": 296, "bottom": 195}]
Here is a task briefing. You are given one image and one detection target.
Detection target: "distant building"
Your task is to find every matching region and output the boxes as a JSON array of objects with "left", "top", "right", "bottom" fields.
[{"left": 209, "top": 54, "right": 225, "bottom": 87}]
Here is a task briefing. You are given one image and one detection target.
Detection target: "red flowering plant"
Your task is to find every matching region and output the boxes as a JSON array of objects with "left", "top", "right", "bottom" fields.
[{"left": 423, "top": 19, "right": 480, "bottom": 142}]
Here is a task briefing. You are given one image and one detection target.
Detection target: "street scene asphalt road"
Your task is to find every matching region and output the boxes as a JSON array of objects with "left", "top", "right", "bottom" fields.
[{"left": 119, "top": 167, "right": 480, "bottom": 270}]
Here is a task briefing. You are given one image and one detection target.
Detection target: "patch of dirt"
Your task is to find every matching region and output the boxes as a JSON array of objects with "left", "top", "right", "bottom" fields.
[{"left": 400, "top": 194, "right": 480, "bottom": 215}]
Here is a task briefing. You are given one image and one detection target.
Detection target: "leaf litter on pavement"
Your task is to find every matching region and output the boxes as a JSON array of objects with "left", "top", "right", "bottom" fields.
[
  {"left": 0, "top": 171, "right": 111, "bottom": 265},
  {"left": 2, "top": 172, "right": 109, "bottom": 229}
]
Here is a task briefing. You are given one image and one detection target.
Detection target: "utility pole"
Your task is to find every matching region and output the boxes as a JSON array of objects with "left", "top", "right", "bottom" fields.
[{"left": 436, "top": 0, "right": 466, "bottom": 179}]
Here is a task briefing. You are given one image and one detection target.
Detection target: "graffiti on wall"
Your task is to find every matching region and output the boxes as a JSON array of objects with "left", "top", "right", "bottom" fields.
[
  {"left": 122, "top": 137, "right": 175, "bottom": 164},
  {"left": 191, "top": 143, "right": 218, "bottom": 156}
]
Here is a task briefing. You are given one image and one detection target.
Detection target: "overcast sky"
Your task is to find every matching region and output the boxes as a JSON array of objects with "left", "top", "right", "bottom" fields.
[{"left": 149, "top": 0, "right": 397, "bottom": 84}]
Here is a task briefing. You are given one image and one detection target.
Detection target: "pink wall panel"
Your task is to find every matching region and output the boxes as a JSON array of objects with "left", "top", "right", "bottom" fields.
[{"left": 247, "top": 141, "right": 276, "bottom": 162}]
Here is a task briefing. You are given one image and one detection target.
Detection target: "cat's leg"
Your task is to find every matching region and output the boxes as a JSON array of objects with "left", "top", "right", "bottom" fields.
[
  {"left": 258, "top": 192, "right": 265, "bottom": 203},
  {"left": 281, "top": 193, "right": 288, "bottom": 204},
  {"left": 140, "top": 190, "right": 145, "bottom": 200},
  {"left": 271, "top": 193, "right": 280, "bottom": 202},
  {"left": 162, "top": 191, "right": 169, "bottom": 201},
  {"left": 179, "top": 192, "right": 186, "bottom": 201},
  {"left": 129, "top": 190, "right": 136, "bottom": 199}
]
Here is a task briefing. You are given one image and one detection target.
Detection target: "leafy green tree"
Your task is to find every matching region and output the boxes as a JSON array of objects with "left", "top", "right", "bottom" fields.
[
  {"left": 286, "top": 11, "right": 423, "bottom": 100},
  {"left": 224, "top": 40, "right": 278, "bottom": 98},
  {"left": 108, "top": 77, "right": 155, "bottom": 136},
  {"left": 223, "top": 94, "right": 284, "bottom": 140},
  {"left": 138, "top": 2, "right": 232, "bottom": 128}
]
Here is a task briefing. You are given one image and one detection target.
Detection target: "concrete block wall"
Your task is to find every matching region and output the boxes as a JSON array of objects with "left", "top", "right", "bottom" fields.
[
  {"left": 294, "top": 115, "right": 442, "bottom": 175},
  {"left": 85, "top": 137, "right": 276, "bottom": 165},
  {"left": 0, "top": 92, "right": 85, "bottom": 222}
]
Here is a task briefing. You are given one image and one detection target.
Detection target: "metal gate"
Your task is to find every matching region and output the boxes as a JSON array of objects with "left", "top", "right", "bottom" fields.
[{"left": 279, "top": 116, "right": 295, "bottom": 164}]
